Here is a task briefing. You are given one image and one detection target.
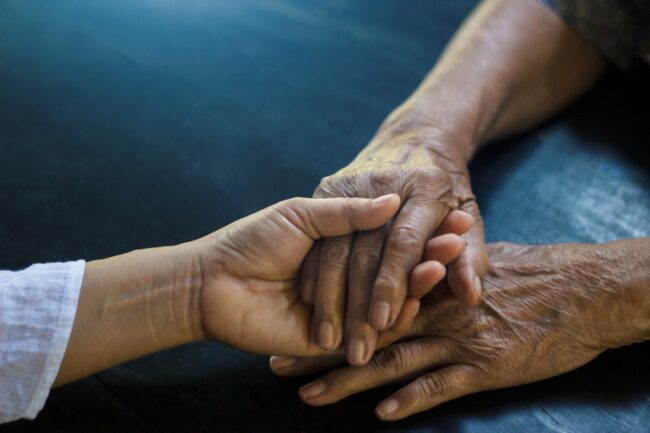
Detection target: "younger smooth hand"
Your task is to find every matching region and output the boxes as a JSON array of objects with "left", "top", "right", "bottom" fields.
[{"left": 194, "top": 195, "right": 413, "bottom": 356}]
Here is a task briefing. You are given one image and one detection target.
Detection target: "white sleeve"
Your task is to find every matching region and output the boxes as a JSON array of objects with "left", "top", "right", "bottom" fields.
[{"left": 0, "top": 261, "right": 85, "bottom": 424}]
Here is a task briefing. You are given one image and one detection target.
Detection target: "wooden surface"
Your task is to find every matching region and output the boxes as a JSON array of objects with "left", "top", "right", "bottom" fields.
[{"left": 1, "top": 0, "right": 649, "bottom": 431}]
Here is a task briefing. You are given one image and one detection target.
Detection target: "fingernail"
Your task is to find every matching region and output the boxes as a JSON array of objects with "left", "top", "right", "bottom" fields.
[
  {"left": 370, "top": 301, "right": 391, "bottom": 329},
  {"left": 348, "top": 338, "right": 366, "bottom": 365},
  {"left": 473, "top": 275, "right": 482, "bottom": 299},
  {"left": 270, "top": 356, "right": 295, "bottom": 372},
  {"left": 318, "top": 321, "right": 336, "bottom": 349},
  {"left": 300, "top": 381, "right": 326, "bottom": 400},
  {"left": 376, "top": 399, "right": 399, "bottom": 418},
  {"left": 372, "top": 194, "right": 397, "bottom": 205}
]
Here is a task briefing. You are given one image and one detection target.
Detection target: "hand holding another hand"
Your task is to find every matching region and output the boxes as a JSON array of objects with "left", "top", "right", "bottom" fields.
[
  {"left": 273, "top": 241, "right": 650, "bottom": 420},
  {"left": 194, "top": 195, "right": 400, "bottom": 356},
  {"left": 194, "top": 194, "right": 471, "bottom": 357},
  {"left": 301, "top": 118, "right": 487, "bottom": 364}
]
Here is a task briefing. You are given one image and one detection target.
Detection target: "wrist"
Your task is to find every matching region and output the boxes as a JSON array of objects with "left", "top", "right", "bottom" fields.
[
  {"left": 56, "top": 244, "right": 203, "bottom": 385},
  {"left": 163, "top": 242, "right": 206, "bottom": 343},
  {"left": 348, "top": 105, "right": 476, "bottom": 205},
  {"left": 364, "top": 100, "right": 479, "bottom": 168},
  {"left": 97, "top": 245, "right": 204, "bottom": 347}
]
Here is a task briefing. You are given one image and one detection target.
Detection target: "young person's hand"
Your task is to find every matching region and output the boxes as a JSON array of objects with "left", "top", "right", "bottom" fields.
[
  {"left": 196, "top": 195, "right": 411, "bottom": 356},
  {"left": 56, "top": 194, "right": 472, "bottom": 386}
]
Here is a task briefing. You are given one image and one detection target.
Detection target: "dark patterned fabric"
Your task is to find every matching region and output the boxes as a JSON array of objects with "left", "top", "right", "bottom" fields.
[{"left": 539, "top": 0, "right": 650, "bottom": 68}]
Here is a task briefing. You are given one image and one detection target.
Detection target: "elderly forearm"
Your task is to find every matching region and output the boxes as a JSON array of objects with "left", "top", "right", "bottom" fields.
[
  {"left": 594, "top": 237, "right": 650, "bottom": 348},
  {"left": 379, "top": 0, "right": 605, "bottom": 163},
  {"left": 53, "top": 243, "right": 203, "bottom": 387}
]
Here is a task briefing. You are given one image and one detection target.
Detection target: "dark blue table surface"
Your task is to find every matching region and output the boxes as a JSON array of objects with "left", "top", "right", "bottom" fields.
[{"left": 1, "top": 1, "right": 649, "bottom": 432}]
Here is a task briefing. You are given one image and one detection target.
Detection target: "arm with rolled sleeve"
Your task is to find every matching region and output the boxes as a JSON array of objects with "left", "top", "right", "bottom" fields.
[
  {"left": 539, "top": 0, "right": 650, "bottom": 68},
  {"left": 0, "top": 261, "right": 85, "bottom": 424}
]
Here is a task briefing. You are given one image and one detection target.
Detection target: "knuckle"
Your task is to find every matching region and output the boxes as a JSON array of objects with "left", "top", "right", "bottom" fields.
[
  {"left": 322, "top": 241, "right": 351, "bottom": 267},
  {"left": 409, "top": 169, "right": 453, "bottom": 201},
  {"left": 276, "top": 199, "right": 310, "bottom": 228},
  {"left": 371, "top": 346, "right": 410, "bottom": 376},
  {"left": 350, "top": 248, "right": 381, "bottom": 273},
  {"left": 277, "top": 197, "right": 302, "bottom": 212},
  {"left": 314, "top": 177, "right": 340, "bottom": 198},
  {"left": 417, "top": 373, "right": 450, "bottom": 398},
  {"left": 414, "top": 168, "right": 451, "bottom": 186},
  {"left": 342, "top": 197, "right": 365, "bottom": 219},
  {"left": 390, "top": 225, "right": 423, "bottom": 252},
  {"left": 373, "top": 275, "right": 404, "bottom": 299}
]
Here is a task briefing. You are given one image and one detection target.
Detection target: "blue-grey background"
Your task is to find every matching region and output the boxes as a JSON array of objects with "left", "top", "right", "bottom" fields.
[{"left": 1, "top": 0, "right": 649, "bottom": 432}]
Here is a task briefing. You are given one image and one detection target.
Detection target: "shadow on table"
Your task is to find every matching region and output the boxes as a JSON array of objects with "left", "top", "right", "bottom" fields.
[{"left": 45, "top": 339, "right": 646, "bottom": 433}]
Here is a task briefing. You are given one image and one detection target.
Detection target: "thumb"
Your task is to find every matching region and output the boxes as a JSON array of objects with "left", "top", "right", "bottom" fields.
[{"left": 276, "top": 194, "right": 400, "bottom": 240}]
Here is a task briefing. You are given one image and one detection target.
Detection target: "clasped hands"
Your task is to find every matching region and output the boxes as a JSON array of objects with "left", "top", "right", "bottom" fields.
[
  {"left": 187, "top": 117, "right": 648, "bottom": 421},
  {"left": 190, "top": 184, "right": 643, "bottom": 421}
]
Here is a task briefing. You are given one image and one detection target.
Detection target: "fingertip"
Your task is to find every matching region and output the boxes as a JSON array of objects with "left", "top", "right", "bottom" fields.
[
  {"left": 448, "top": 265, "right": 481, "bottom": 306},
  {"left": 315, "top": 320, "right": 341, "bottom": 350},
  {"left": 369, "top": 194, "right": 401, "bottom": 225},
  {"left": 269, "top": 356, "right": 296, "bottom": 375},
  {"left": 299, "top": 381, "right": 328, "bottom": 405},
  {"left": 371, "top": 193, "right": 401, "bottom": 209},
  {"left": 409, "top": 261, "right": 446, "bottom": 299},
  {"left": 402, "top": 297, "right": 420, "bottom": 319},
  {"left": 346, "top": 338, "right": 369, "bottom": 366},
  {"left": 375, "top": 398, "right": 402, "bottom": 421},
  {"left": 451, "top": 210, "right": 474, "bottom": 234},
  {"left": 436, "top": 210, "right": 474, "bottom": 236},
  {"left": 424, "top": 234, "right": 466, "bottom": 264},
  {"left": 369, "top": 299, "right": 393, "bottom": 331}
]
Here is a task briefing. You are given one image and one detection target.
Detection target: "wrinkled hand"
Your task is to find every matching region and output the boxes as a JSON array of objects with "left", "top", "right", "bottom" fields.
[
  {"left": 275, "top": 242, "right": 630, "bottom": 420},
  {"left": 194, "top": 194, "right": 424, "bottom": 356},
  {"left": 301, "top": 120, "right": 487, "bottom": 365}
]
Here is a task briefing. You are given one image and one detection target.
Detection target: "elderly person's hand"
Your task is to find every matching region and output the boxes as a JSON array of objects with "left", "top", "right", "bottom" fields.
[
  {"left": 302, "top": 116, "right": 487, "bottom": 365},
  {"left": 273, "top": 239, "right": 650, "bottom": 420},
  {"left": 57, "top": 193, "right": 474, "bottom": 385},
  {"left": 196, "top": 195, "right": 471, "bottom": 357}
]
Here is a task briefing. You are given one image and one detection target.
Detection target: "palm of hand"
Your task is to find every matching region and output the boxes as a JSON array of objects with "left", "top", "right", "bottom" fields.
[{"left": 198, "top": 206, "right": 320, "bottom": 356}]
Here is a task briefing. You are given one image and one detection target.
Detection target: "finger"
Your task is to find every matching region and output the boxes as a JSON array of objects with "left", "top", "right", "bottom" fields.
[
  {"left": 344, "top": 229, "right": 385, "bottom": 366},
  {"left": 375, "top": 365, "right": 480, "bottom": 421},
  {"left": 409, "top": 233, "right": 466, "bottom": 299},
  {"left": 433, "top": 210, "right": 473, "bottom": 236},
  {"left": 300, "top": 242, "right": 321, "bottom": 305},
  {"left": 269, "top": 354, "right": 344, "bottom": 377},
  {"left": 447, "top": 201, "right": 488, "bottom": 306},
  {"left": 370, "top": 199, "right": 449, "bottom": 330},
  {"left": 278, "top": 194, "right": 400, "bottom": 240},
  {"left": 407, "top": 261, "right": 446, "bottom": 300},
  {"left": 275, "top": 298, "right": 420, "bottom": 377},
  {"left": 298, "top": 338, "right": 454, "bottom": 406},
  {"left": 312, "top": 235, "right": 353, "bottom": 350},
  {"left": 375, "top": 297, "right": 420, "bottom": 349},
  {"left": 423, "top": 234, "right": 467, "bottom": 264}
]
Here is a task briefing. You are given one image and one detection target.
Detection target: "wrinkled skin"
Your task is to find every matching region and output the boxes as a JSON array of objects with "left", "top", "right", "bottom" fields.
[
  {"left": 300, "top": 118, "right": 489, "bottom": 365},
  {"left": 274, "top": 242, "right": 638, "bottom": 420},
  {"left": 195, "top": 195, "right": 470, "bottom": 357}
]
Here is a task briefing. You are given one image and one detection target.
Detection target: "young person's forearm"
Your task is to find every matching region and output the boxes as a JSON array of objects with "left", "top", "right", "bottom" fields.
[
  {"left": 54, "top": 243, "right": 203, "bottom": 387},
  {"left": 383, "top": 0, "right": 605, "bottom": 162}
]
